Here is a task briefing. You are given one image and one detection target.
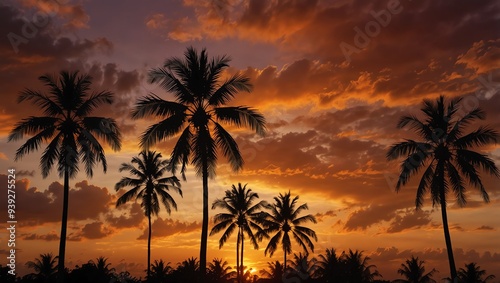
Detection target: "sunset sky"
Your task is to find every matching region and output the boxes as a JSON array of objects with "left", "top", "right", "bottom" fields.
[{"left": 1, "top": 0, "right": 499, "bottom": 281}]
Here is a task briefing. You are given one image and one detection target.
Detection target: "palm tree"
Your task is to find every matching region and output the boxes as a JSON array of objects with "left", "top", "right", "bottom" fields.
[
  {"left": 260, "top": 191, "right": 317, "bottom": 269},
  {"left": 115, "top": 150, "right": 182, "bottom": 282},
  {"left": 387, "top": 96, "right": 499, "bottom": 281},
  {"left": 174, "top": 257, "right": 200, "bottom": 282},
  {"left": 132, "top": 47, "right": 266, "bottom": 278},
  {"left": 149, "top": 259, "right": 173, "bottom": 283},
  {"left": 210, "top": 183, "right": 268, "bottom": 282},
  {"left": 457, "top": 263, "right": 495, "bottom": 283},
  {"left": 316, "top": 248, "right": 344, "bottom": 283},
  {"left": 207, "top": 258, "right": 235, "bottom": 283},
  {"left": 260, "top": 261, "right": 285, "bottom": 283},
  {"left": 8, "top": 71, "right": 122, "bottom": 280},
  {"left": 393, "top": 256, "right": 436, "bottom": 283},
  {"left": 287, "top": 252, "right": 318, "bottom": 283},
  {"left": 88, "top": 256, "right": 115, "bottom": 282},
  {"left": 26, "top": 253, "right": 58, "bottom": 283},
  {"left": 343, "top": 250, "right": 381, "bottom": 283}
]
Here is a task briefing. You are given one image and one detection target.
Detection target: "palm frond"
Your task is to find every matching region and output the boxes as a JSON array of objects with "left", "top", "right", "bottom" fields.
[
  {"left": 131, "top": 94, "right": 187, "bottom": 119},
  {"left": 76, "top": 91, "right": 113, "bottom": 117},
  {"left": 214, "top": 122, "right": 243, "bottom": 171},
  {"left": 208, "top": 73, "right": 252, "bottom": 106},
  {"left": 214, "top": 106, "right": 266, "bottom": 136},
  {"left": 139, "top": 114, "right": 186, "bottom": 149}
]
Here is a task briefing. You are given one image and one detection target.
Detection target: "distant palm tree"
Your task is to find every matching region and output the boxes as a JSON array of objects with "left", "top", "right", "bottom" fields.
[
  {"left": 457, "top": 263, "right": 495, "bottom": 283},
  {"left": 210, "top": 183, "right": 268, "bottom": 282},
  {"left": 260, "top": 261, "right": 285, "bottom": 283},
  {"left": 174, "top": 257, "right": 200, "bottom": 282},
  {"left": 26, "top": 253, "right": 58, "bottom": 283},
  {"left": 260, "top": 191, "right": 317, "bottom": 269},
  {"left": 9, "top": 71, "right": 122, "bottom": 280},
  {"left": 387, "top": 96, "right": 499, "bottom": 281},
  {"left": 316, "top": 248, "right": 344, "bottom": 282},
  {"left": 343, "top": 249, "right": 381, "bottom": 283},
  {"left": 132, "top": 46, "right": 266, "bottom": 278},
  {"left": 149, "top": 259, "right": 173, "bottom": 283},
  {"left": 115, "top": 150, "right": 182, "bottom": 282},
  {"left": 393, "top": 256, "right": 436, "bottom": 283},
  {"left": 286, "top": 252, "right": 318, "bottom": 283},
  {"left": 207, "top": 258, "right": 235, "bottom": 283}
]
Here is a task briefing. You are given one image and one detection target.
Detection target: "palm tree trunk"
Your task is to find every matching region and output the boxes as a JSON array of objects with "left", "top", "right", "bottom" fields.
[
  {"left": 284, "top": 251, "right": 287, "bottom": 271},
  {"left": 236, "top": 228, "right": 241, "bottom": 283},
  {"left": 200, "top": 157, "right": 209, "bottom": 281},
  {"left": 57, "top": 168, "right": 69, "bottom": 283},
  {"left": 440, "top": 190, "right": 457, "bottom": 282},
  {"left": 241, "top": 231, "right": 244, "bottom": 282},
  {"left": 147, "top": 212, "right": 152, "bottom": 283}
]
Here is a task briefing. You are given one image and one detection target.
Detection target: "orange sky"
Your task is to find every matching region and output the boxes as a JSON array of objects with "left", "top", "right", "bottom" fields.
[{"left": 1, "top": 0, "right": 499, "bottom": 281}]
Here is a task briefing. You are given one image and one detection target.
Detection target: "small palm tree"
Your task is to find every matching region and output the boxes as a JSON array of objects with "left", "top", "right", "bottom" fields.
[
  {"left": 260, "top": 191, "right": 317, "bottom": 269},
  {"left": 343, "top": 250, "right": 381, "bottom": 283},
  {"left": 260, "top": 261, "right": 285, "bottom": 283},
  {"left": 457, "top": 262, "right": 495, "bottom": 283},
  {"left": 207, "top": 258, "right": 235, "bottom": 283},
  {"left": 393, "top": 256, "right": 436, "bottom": 283},
  {"left": 316, "top": 248, "right": 344, "bottom": 282},
  {"left": 115, "top": 150, "right": 182, "bottom": 282},
  {"left": 286, "top": 252, "right": 318, "bottom": 283},
  {"left": 26, "top": 253, "right": 58, "bottom": 283},
  {"left": 149, "top": 259, "right": 173, "bottom": 283},
  {"left": 174, "top": 257, "right": 200, "bottom": 282},
  {"left": 8, "top": 71, "right": 122, "bottom": 279},
  {"left": 132, "top": 46, "right": 266, "bottom": 278},
  {"left": 387, "top": 96, "right": 499, "bottom": 281},
  {"left": 210, "top": 183, "right": 268, "bottom": 282}
]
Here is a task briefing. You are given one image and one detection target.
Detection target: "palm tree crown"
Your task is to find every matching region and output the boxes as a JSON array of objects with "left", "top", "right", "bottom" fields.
[
  {"left": 9, "top": 70, "right": 122, "bottom": 281},
  {"left": 260, "top": 191, "right": 317, "bottom": 269},
  {"left": 210, "top": 183, "right": 268, "bottom": 282},
  {"left": 26, "top": 253, "right": 58, "bottom": 282},
  {"left": 132, "top": 46, "right": 266, "bottom": 277},
  {"left": 387, "top": 96, "right": 499, "bottom": 281},
  {"left": 115, "top": 150, "right": 182, "bottom": 282},
  {"left": 393, "top": 256, "right": 436, "bottom": 283},
  {"left": 457, "top": 262, "right": 495, "bottom": 283}
]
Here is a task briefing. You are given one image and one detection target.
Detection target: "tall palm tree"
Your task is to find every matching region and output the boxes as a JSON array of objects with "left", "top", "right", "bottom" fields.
[
  {"left": 260, "top": 191, "right": 317, "bottom": 269},
  {"left": 132, "top": 46, "right": 266, "bottom": 278},
  {"left": 387, "top": 96, "right": 499, "bottom": 281},
  {"left": 8, "top": 71, "right": 122, "bottom": 280},
  {"left": 210, "top": 183, "right": 268, "bottom": 282},
  {"left": 343, "top": 250, "right": 381, "bottom": 283},
  {"left": 26, "top": 253, "right": 58, "bottom": 283},
  {"left": 457, "top": 263, "right": 495, "bottom": 283},
  {"left": 393, "top": 256, "right": 436, "bottom": 283},
  {"left": 115, "top": 150, "right": 182, "bottom": 282}
]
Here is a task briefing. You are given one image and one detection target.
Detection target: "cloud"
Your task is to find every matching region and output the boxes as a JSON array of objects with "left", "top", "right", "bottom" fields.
[
  {"left": 315, "top": 210, "right": 337, "bottom": 222},
  {"left": 138, "top": 217, "right": 200, "bottom": 240},
  {"left": 343, "top": 204, "right": 402, "bottom": 231},
  {"left": 106, "top": 203, "right": 145, "bottom": 229},
  {"left": 0, "top": 175, "right": 114, "bottom": 226},
  {"left": 0, "top": 152, "right": 7, "bottom": 160},
  {"left": 476, "top": 225, "right": 495, "bottom": 231},
  {"left": 81, "top": 221, "right": 113, "bottom": 239},
  {"left": 22, "top": 232, "right": 59, "bottom": 241},
  {"left": 16, "top": 170, "right": 36, "bottom": 177},
  {"left": 386, "top": 209, "right": 433, "bottom": 233}
]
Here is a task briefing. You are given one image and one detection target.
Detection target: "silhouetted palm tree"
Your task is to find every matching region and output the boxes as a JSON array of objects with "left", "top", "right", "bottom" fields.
[
  {"left": 207, "top": 258, "right": 235, "bottom": 283},
  {"left": 26, "top": 253, "right": 58, "bottom": 283},
  {"left": 8, "top": 71, "right": 122, "bottom": 280},
  {"left": 260, "top": 261, "right": 285, "bottom": 283},
  {"left": 457, "top": 263, "right": 495, "bottom": 283},
  {"left": 174, "top": 257, "right": 200, "bottom": 282},
  {"left": 149, "top": 259, "right": 172, "bottom": 283},
  {"left": 210, "top": 183, "right": 268, "bottom": 282},
  {"left": 260, "top": 191, "right": 317, "bottom": 269},
  {"left": 387, "top": 96, "right": 499, "bottom": 281},
  {"left": 132, "top": 46, "right": 266, "bottom": 278},
  {"left": 393, "top": 256, "right": 436, "bottom": 283},
  {"left": 115, "top": 150, "right": 182, "bottom": 282},
  {"left": 343, "top": 250, "right": 381, "bottom": 283},
  {"left": 286, "top": 252, "right": 318, "bottom": 283},
  {"left": 316, "top": 248, "right": 344, "bottom": 282}
]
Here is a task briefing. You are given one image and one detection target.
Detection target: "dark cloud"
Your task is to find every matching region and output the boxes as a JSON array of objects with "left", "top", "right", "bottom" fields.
[
  {"left": 315, "top": 210, "right": 337, "bottom": 222},
  {"left": 475, "top": 225, "right": 495, "bottom": 231},
  {"left": 106, "top": 202, "right": 145, "bottom": 229},
  {"left": 344, "top": 203, "right": 403, "bottom": 231},
  {"left": 386, "top": 209, "right": 432, "bottom": 233},
  {"left": 138, "top": 217, "right": 200, "bottom": 240},
  {"left": 81, "top": 221, "right": 113, "bottom": 239},
  {"left": 22, "top": 232, "right": 59, "bottom": 241}
]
